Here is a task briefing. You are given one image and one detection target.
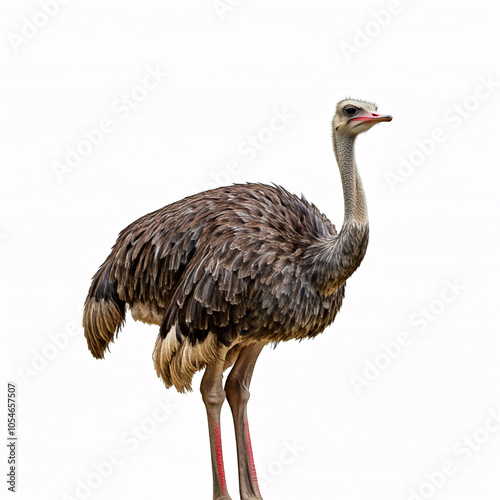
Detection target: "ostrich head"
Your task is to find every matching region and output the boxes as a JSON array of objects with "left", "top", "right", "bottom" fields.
[{"left": 333, "top": 98, "right": 392, "bottom": 137}]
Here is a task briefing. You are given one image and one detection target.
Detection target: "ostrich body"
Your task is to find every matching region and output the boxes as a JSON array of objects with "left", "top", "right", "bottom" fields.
[{"left": 83, "top": 99, "right": 391, "bottom": 499}]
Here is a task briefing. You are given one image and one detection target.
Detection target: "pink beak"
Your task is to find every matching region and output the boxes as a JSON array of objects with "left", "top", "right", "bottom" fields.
[{"left": 352, "top": 112, "right": 392, "bottom": 124}]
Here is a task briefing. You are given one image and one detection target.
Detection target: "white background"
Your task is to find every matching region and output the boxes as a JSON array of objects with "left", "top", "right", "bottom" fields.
[{"left": 1, "top": 1, "right": 499, "bottom": 499}]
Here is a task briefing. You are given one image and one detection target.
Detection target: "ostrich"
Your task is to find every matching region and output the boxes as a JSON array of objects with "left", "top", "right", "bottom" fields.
[{"left": 83, "top": 98, "right": 391, "bottom": 499}]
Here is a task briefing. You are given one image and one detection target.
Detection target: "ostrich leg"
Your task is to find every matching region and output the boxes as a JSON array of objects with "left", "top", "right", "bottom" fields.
[
  {"left": 201, "top": 350, "right": 233, "bottom": 500},
  {"left": 225, "top": 343, "right": 265, "bottom": 500}
]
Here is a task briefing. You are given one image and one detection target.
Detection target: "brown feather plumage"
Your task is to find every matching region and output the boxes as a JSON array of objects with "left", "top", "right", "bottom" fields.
[
  {"left": 84, "top": 183, "right": 364, "bottom": 390},
  {"left": 83, "top": 182, "right": 368, "bottom": 391}
]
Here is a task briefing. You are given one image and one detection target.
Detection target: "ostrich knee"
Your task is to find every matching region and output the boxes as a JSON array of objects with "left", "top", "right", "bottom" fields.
[
  {"left": 201, "top": 378, "right": 227, "bottom": 411},
  {"left": 225, "top": 376, "right": 250, "bottom": 413}
]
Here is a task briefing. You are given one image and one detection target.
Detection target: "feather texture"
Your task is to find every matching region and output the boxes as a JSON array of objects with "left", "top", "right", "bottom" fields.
[{"left": 84, "top": 182, "right": 368, "bottom": 391}]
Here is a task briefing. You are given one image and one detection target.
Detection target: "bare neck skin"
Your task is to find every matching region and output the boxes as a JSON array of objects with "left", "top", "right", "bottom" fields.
[
  {"left": 308, "top": 130, "right": 369, "bottom": 295},
  {"left": 333, "top": 131, "right": 368, "bottom": 225}
]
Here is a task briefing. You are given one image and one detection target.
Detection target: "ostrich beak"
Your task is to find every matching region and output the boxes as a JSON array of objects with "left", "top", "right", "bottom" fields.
[{"left": 353, "top": 112, "right": 392, "bottom": 124}]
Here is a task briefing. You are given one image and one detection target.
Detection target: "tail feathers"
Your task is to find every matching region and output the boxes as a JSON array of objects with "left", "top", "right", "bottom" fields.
[{"left": 83, "top": 262, "right": 126, "bottom": 358}]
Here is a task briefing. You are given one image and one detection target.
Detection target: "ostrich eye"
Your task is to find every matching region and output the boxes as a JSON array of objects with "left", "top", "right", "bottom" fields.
[{"left": 344, "top": 106, "right": 358, "bottom": 117}]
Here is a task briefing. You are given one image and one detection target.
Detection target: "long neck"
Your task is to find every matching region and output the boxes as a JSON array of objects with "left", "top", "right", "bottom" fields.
[
  {"left": 333, "top": 132, "right": 368, "bottom": 225},
  {"left": 308, "top": 131, "right": 369, "bottom": 296}
]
